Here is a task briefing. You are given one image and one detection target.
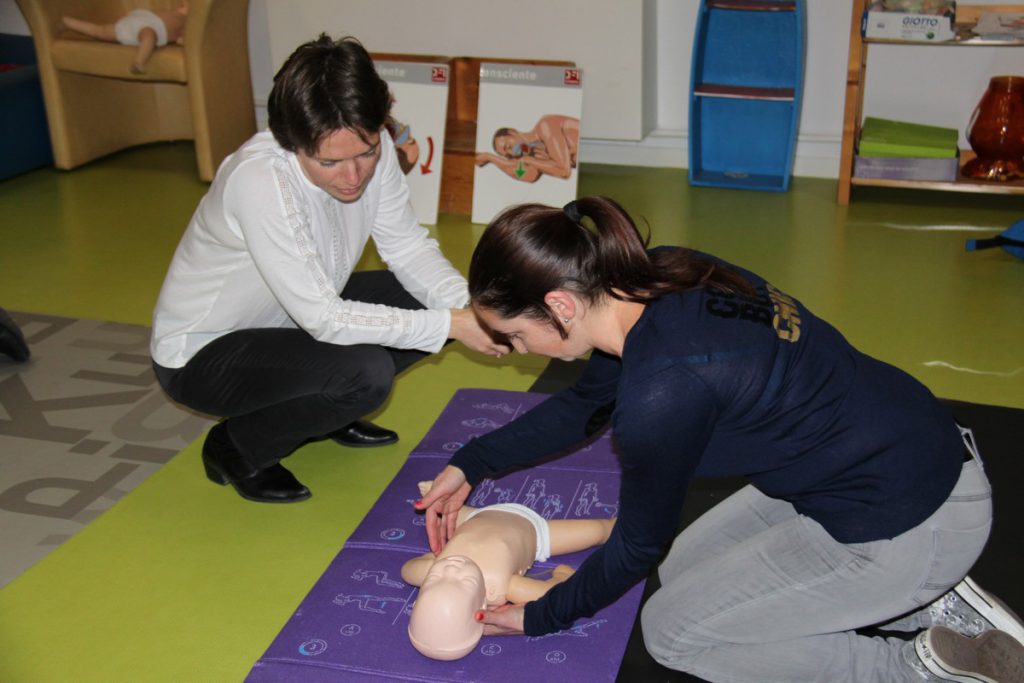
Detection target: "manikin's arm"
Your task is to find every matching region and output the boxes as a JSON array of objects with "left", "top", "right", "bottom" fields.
[
  {"left": 401, "top": 552, "right": 436, "bottom": 586},
  {"left": 547, "top": 517, "right": 615, "bottom": 555},
  {"left": 507, "top": 564, "right": 575, "bottom": 604}
]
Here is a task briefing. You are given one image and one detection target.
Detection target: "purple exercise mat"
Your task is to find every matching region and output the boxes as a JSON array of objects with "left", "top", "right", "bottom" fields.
[{"left": 247, "top": 388, "right": 644, "bottom": 683}]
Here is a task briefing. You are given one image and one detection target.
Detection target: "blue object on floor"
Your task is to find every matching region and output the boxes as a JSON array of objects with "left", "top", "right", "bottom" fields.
[
  {"left": 0, "top": 33, "right": 53, "bottom": 181},
  {"left": 965, "top": 219, "right": 1024, "bottom": 260},
  {"left": 688, "top": 0, "right": 806, "bottom": 192}
]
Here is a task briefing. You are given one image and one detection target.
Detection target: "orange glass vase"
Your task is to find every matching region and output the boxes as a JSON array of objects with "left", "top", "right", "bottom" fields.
[{"left": 962, "top": 75, "right": 1024, "bottom": 182}]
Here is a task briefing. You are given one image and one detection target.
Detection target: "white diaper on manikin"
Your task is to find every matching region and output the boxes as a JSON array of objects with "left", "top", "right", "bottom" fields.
[{"left": 114, "top": 9, "right": 169, "bottom": 47}]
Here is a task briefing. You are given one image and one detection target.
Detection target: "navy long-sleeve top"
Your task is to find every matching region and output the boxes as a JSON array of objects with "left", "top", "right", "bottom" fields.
[{"left": 449, "top": 249, "right": 964, "bottom": 636}]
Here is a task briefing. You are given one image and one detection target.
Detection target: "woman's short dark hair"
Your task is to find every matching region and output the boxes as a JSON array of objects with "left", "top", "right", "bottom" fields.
[
  {"left": 469, "top": 196, "right": 753, "bottom": 339},
  {"left": 268, "top": 34, "right": 391, "bottom": 155}
]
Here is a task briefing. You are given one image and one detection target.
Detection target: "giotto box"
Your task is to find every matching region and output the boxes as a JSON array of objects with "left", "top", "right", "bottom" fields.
[{"left": 862, "top": 10, "right": 955, "bottom": 41}]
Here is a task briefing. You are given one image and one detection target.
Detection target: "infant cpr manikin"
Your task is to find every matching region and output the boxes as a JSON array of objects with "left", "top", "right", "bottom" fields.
[{"left": 403, "top": 481, "right": 615, "bottom": 660}]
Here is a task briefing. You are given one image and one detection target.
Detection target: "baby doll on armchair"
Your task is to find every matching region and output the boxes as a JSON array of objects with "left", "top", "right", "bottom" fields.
[
  {"left": 401, "top": 480, "right": 615, "bottom": 660},
  {"left": 61, "top": 2, "right": 188, "bottom": 74}
]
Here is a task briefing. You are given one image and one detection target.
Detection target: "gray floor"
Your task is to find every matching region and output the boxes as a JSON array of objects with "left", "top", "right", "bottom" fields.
[{"left": 0, "top": 312, "right": 213, "bottom": 588}]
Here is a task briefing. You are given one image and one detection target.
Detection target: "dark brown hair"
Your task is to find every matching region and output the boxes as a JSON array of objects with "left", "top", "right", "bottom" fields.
[
  {"left": 267, "top": 34, "right": 391, "bottom": 155},
  {"left": 469, "top": 196, "right": 753, "bottom": 339}
]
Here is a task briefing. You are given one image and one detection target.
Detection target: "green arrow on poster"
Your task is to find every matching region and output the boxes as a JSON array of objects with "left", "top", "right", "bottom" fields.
[{"left": 515, "top": 161, "right": 525, "bottom": 178}]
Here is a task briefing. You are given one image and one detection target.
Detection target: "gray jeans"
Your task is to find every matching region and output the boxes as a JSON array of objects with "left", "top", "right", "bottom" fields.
[{"left": 641, "top": 440, "right": 992, "bottom": 683}]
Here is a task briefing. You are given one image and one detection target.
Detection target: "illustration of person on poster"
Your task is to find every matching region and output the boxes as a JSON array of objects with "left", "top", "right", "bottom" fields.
[
  {"left": 374, "top": 60, "right": 449, "bottom": 224},
  {"left": 387, "top": 119, "right": 420, "bottom": 175},
  {"left": 476, "top": 114, "right": 579, "bottom": 182},
  {"left": 471, "top": 63, "right": 582, "bottom": 225}
]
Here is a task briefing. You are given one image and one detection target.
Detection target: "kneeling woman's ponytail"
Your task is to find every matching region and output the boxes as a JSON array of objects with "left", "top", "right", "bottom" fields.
[{"left": 469, "top": 195, "right": 751, "bottom": 339}]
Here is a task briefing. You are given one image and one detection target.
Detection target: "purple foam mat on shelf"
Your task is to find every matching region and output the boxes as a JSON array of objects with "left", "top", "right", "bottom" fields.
[{"left": 248, "top": 388, "right": 642, "bottom": 683}]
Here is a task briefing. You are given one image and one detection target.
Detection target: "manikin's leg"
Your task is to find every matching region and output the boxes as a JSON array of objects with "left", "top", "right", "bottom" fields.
[
  {"left": 131, "top": 28, "right": 158, "bottom": 73},
  {"left": 60, "top": 17, "right": 117, "bottom": 42},
  {"left": 505, "top": 517, "right": 615, "bottom": 603},
  {"left": 547, "top": 518, "right": 614, "bottom": 555}
]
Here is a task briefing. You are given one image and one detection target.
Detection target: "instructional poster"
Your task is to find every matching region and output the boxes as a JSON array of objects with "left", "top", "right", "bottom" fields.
[
  {"left": 471, "top": 63, "right": 583, "bottom": 225},
  {"left": 375, "top": 60, "right": 449, "bottom": 225}
]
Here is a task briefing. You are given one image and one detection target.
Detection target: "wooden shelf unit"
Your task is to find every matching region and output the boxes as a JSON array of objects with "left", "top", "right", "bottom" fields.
[{"left": 837, "top": 2, "right": 1024, "bottom": 204}]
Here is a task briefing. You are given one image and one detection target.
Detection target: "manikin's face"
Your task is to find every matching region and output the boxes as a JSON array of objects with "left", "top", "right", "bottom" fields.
[
  {"left": 296, "top": 127, "right": 382, "bottom": 203},
  {"left": 474, "top": 305, "right": 589, "bottom": 362},
  {"left": 408, "top": 556, "right": 486, "bottom": 660}
]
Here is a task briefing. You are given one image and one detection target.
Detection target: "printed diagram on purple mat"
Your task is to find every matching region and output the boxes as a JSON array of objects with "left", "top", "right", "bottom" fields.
[{"left": 248, "top": 389, "right": 644, "bottom": 683}]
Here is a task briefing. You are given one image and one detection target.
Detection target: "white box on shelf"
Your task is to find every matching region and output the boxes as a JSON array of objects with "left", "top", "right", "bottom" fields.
[
  {"left": 862, "top": 11, "right": 955, "bottom": 41},
  {"left": 853, "top": 154, "right": 960, "bottom": 182}
]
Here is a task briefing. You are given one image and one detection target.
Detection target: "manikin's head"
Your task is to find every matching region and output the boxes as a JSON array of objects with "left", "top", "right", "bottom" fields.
[{"left": 408, "top": 555, "right": 487, "bottom": 660}]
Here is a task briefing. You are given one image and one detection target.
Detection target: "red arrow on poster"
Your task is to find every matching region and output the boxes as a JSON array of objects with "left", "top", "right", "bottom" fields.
[{"left": 420, "top": 136, "right": 434, "bottom": 174}]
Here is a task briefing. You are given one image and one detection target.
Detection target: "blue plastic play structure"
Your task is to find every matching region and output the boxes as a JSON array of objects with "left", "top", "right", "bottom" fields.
[
  {"left": 688, "top": 0, "right": 806, "bottom": 192},
  {"left": 966, "top": 219, "right": 1024, "bottom": 261}
]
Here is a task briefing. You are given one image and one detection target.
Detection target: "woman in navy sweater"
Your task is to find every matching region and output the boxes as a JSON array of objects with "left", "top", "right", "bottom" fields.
[{"left": 416, "top": 196, "right": 1023, "bottom": 682}]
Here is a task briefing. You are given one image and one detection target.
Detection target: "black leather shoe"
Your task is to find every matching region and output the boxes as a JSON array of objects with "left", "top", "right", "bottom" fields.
[
  {"left": 329, "top": 419, "right": 399, "bottom": 448},
  {"left": 202, "top": 422, "right": 311, "bottom": 503}
]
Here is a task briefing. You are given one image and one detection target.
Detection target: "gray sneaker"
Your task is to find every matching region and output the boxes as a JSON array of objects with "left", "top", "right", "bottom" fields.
[
  {"left": 911, "top": 626, "right": 1024, "bottom": 683},
  {"left": 930, "top": 577, "right": 1024, "bottom": 647}
]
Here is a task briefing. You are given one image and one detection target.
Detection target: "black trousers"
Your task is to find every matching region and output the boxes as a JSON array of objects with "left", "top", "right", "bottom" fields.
[{"left": 153, "top": 271, "right": 430, "bottom": 468}]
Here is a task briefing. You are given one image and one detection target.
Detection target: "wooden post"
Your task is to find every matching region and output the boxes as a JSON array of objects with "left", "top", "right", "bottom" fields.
[{"left": 837, "top": 0, "right": 868, "bottom": 204}]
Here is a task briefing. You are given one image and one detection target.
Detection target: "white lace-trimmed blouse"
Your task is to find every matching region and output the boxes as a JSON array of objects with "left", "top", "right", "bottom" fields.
[{"left": 151, "top": 130, "right": 468, "bottom": 369}]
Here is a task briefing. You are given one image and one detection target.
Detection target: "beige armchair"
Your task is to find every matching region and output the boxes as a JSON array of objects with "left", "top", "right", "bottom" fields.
[{"left": 15, "top": 0, "right": 255, "bottom": 181}]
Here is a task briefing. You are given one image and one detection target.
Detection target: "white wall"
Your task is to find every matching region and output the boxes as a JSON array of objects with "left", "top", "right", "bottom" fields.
[
  {"left": 0, "top": 0, "right": 28, "bottom": 34},
  {"left": 4, "top": 0, "right": 1022, "bottom": 179},
  {"left": 261, "top": 0, "right": 652, "bottom": 142}
]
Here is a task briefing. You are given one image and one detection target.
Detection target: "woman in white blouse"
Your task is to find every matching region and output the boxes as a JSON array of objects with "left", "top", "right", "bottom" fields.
[{"left": 151, "top": 35, "right": 507, "bottom": 503}]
